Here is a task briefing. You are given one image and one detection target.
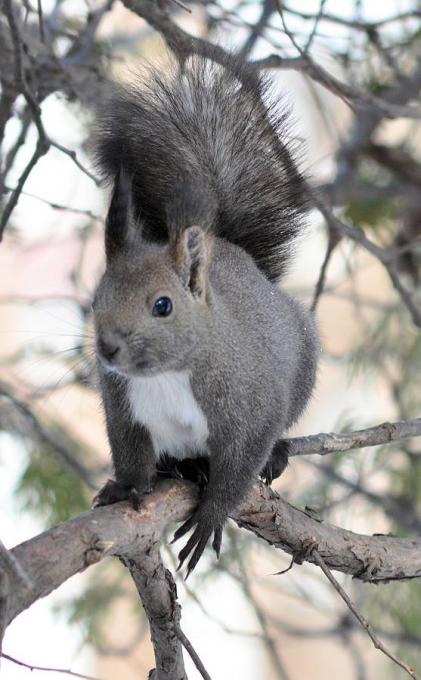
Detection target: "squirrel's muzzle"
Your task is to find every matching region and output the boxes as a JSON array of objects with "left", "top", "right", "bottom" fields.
[
  {"left": 96, "top": 327, "right": 150, "bottom": 375},
  {"left": 97, "top": 334, "right": 121, "bottom": 364}
]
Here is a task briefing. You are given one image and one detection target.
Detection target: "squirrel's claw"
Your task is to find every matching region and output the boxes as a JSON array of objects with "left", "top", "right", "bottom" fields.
[
  {"left": 92, "top": 479, "right": 143, "bottom": 510},
  {"left": 212, "top": 526, "right": 223, "bottom": 558},
  {"left": 260, "top": 441, "right": 290, "bottom": 486},
  {"left": 172, "top": 513, "right": 196, "bottom": 544},
  {"left": 176, "top": 522, "right": 213, "bottom": 578},
  {"left": 173, "top": 510, "right": 224, "bottom": 576}
]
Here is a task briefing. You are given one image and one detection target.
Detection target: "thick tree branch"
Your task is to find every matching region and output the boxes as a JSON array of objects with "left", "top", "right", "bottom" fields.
[
  {"left": 123, "top": 549, "right": 187, "bottom": 680},
  {"left": 5, "top": 473, "right": 421, "bottom": 631},
  {"left": 4, "top": 482, "right": 194, "bottom": 626},
  {"left": 231, "top": 482, "right": 421, "bottom": 583},
  {"left": 0, "top": 539, "right": 31, "bottom": 653},
  {"left": 2, "top": 412, "right": 421, "bottom": 677}
]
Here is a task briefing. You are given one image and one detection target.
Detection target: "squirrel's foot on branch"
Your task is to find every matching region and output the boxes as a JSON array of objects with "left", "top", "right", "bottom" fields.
[
  {"left": 260, "top": 440, "right": 290, "bottom": 485},
  {"left": 158, "top": 456, "right": 209, "bottom": 492},
  {"left": 173, "top": 505, "right": 224, "bottom": 578},
  {"left": 92, "top": 479, "right": 151, "bottom": 511}
]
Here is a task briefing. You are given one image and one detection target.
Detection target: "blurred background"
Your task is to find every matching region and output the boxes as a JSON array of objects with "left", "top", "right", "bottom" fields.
[{"left": 0, "top": 0, "right": 420, "bottom": 678}]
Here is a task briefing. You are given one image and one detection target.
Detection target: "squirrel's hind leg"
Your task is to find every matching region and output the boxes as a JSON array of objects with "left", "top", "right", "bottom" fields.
[{"left": 174, "top": 434, "right": 276, "bottom": 577}]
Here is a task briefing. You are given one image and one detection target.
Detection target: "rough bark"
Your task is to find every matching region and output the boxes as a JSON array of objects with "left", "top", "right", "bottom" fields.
[
  {"left": 287, "top": 418, "right": 421, "bottom": 457},
  {"left": 4, "top": 479, "right": 421, "bottom": 631},
  {"left": 124, "top": 553, "right": 187, "bottom": 680}
]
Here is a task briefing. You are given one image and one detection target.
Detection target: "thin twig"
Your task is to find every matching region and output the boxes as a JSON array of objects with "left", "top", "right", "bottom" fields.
[
  {"left": 309, "top": 189, "right": 421, "bottom": 327},
  {"left": 312, "top": 550, "right": 419, "bottom": 680},
  {"left": 279, "top": 5, "right": 420, "bottom": 31},
  {"left": 236, "top": 541, "right": 291, "bottom": 680},
  {"left": 0, "top": 380, "right": 98, "bottom": 489},
  {"left": 254, "top": 53, "right": 421, "bottom": 119},
  {"left": 4, "top": 109, "right": 31, "bottom": 175},
  {"left": 303, "top": 0, "right": 327, "bottom": 54},
  {"left": 36, "top": 0, "right": 45, "bottom": 42},
  {"left": 3, "top": 0, "right": 47, "bottom": 143},
  {"left": 0, "top": 141, "right": 48, "bottom": 240},
  {"left": 1, "top": 0, "right": 100, "bottom": 240},
  {"left": 49, "top": 141, "right": 100, "bottom": 186},
  {"left": 174, "top": 624, "right": 212, "bottom": 680},
  {"left": 1, "top": 653, "right": 101, "bottom": 680},
  {"left": 286, "top": 417, "right": 421, "bottom": 458},
  {"left": 3, "top": 185, "right": 101, "bottom": 221},
  {"left": 170, "top": 0, "right": 192, "bottom": 13},
  {"left": 311, "top": 225, "right": 341, "bottom": 311}
]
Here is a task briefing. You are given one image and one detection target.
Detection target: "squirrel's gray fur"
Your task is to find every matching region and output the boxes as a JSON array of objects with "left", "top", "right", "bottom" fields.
[
  {"left": 92, "top": 57, "right": 319, "bottom": 576},
  {"left": 95, "top": 58, "right": 307, "bottom": 280}
]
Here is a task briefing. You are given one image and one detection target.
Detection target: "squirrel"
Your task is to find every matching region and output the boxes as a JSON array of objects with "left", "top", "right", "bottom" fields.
[{"left": 92, "top": 57, "right": 319, "bottom": 577}]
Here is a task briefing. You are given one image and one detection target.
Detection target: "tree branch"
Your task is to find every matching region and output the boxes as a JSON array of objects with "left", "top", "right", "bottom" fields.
[
  {"left": 286, "top": 417, "right": 421, "bottom": 457},
  {"left": 122, "top": 548, "right": 188, "bottom": 680},
  {"left": 121, "top": 0, "right": 421, "bottom": 122},
  {"left": 5, "top": 472, "right": 421, "bottom": 631},
  {"left": 0, "top": 538, "right": 31, "bottom": 653},
  {"left": 2, "top": 410, "right": 421, "bottom": 677},
  {"left": 312, "top": 550, "right": 419, "bottom": 680},
  {"left": 0, "top": 653, "right": 101, "bottom": 680}
]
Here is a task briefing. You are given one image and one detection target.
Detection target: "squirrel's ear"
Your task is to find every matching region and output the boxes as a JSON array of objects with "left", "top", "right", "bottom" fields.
[
  {"left": 173, "top": 226, "right": 212, "bottom": 300},
  {"left": 105, "top": 168, "right": 137, "bottom": 261}
]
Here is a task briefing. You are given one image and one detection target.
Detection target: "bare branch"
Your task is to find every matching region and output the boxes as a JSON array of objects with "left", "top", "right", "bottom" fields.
[
  {"left": 2, "top": 0, "right": 48, "bottom": 143},
  {"left": 232, "top": 482, "right": 421, "bottom": 583},
  {"left": 122, "top": 0, "right": 421, "bottom": 121},
  {"left": 0, "top": 534, "right": 31, "bottom": 651},
  {"left": 312, "top": 550, "right": 419, "bottom": 680},
  {"left": 0, "top": 1, "right": 100, "bottom": 240},
  {"left": 174, "top": 624, "right": 213, "bottom": 680},
  {"left": 253, "top": 53, "right": 421, "bottom": 119},
  {"left": 279, "top": 4, "right": 421, "bottom": 32},
  {"left": 5, "top": 477, "right": 421, "bottom": 630},
  {"left": 0, "top": 380, "right": 99, "bottom": 489},
  {"left": 36, "top": 0, "right": 45, "bottom": 43},
  {"left": 311, "top": 226, "right": 341, "bottom": 310},
  {"left": 1, "top": 652, "right": 101, "bottom": 680},
  {"left": 123, "top": 548, "right": 188, "bottom": 680},
  {"left": 3, "top": 185, "right": 101, "bottom": 221},
  {"left": 302, "top": 0, "right": 328, "bottom": 55},
  {"left": 0, "top": 139, "right": 48, "bottom": 240},
  {"left": 3, "top": 447, "right": 421, "bottom": 676},
  {"left": 310, "top": 190, "right": 421, "bottom": 327},
  {"left": 286, "top": 417, "right": 421, "bottom": 457}
]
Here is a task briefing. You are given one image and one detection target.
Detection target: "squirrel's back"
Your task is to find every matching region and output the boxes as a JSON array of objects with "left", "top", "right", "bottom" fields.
[{"left": 95, "top": 57, "right": 307, "bottom": 281}]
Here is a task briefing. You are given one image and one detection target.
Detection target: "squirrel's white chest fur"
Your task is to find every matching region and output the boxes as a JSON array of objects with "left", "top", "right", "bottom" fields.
[{"left": 127, "top": 371, "right": 209, "bottom": 460}]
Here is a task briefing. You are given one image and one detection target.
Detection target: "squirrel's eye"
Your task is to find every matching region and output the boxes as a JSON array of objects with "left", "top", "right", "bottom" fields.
[{"left": 152, "top": 296, "right": 173, "bottom": 317}]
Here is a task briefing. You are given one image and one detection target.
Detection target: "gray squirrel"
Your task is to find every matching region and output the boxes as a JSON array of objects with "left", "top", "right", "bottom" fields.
[{"left": 92, "top": 58, "right": 319, "bottom": 576}]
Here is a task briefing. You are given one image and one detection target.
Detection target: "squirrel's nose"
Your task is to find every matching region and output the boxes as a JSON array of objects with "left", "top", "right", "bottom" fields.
[{"left": 98, "top": 334, "right": 121, "bottom": 363}]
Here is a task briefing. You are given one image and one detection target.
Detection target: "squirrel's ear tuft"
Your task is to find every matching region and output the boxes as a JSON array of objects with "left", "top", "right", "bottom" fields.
[
  {"left": 105, "top": 168, "right": 136, "bottom": 261},
  {"left": 174, "top": 226, "right": 212, "bottom": 300}
]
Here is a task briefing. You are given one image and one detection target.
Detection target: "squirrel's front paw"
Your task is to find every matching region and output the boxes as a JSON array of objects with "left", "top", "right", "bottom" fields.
[
  {"left": 92, "top": 479, "right": 147, "bottom": 510},
  {"left": 172, "top": 506, "right": 224, "bottom": 579},
  {"left": 260, "top": 440, "right": 290, "bottom": 485}
]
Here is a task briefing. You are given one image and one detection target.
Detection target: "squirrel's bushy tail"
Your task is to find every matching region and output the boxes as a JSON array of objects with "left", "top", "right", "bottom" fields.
[{"left": 95, "top": 57, "right": 307, "bottom": 280}]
